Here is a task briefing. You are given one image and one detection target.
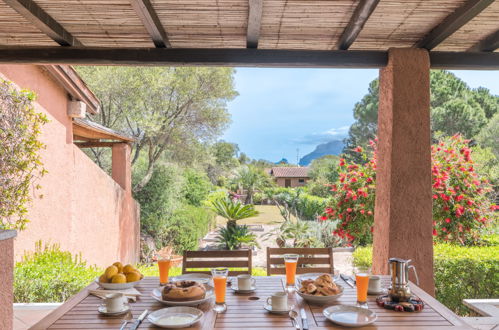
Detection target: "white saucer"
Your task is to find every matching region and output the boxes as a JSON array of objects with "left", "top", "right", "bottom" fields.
[
  {"left": 323, "top": 305, "right": 377, "bottom": 327},
  {"left": 263, "top": 304, "right": 294, "bottom": 314},
  {"left": 98, "top": 304, "right": 131, "bottom": 315},
  {"left": 230, "top": 285, "right": 256, "bottom": 293},
  {"left": 368, "top": 289, "right": 385, "bottom": 295}
]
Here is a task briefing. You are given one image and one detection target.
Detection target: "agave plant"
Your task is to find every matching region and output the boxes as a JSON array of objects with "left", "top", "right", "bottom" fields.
[
  {"left": 215, "top": 225, "right": 260, "bottom": 250},
  {"left": 209, "top": 197, "right": 259, "bottom": 228}
]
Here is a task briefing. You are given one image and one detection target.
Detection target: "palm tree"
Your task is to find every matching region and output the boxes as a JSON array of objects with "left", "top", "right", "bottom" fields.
[
  {"left": 231, "top": 165, "right": 271, "bottom": 204},
  {"left": 209, "top": 197, "right": 259, "bottom": 228}
]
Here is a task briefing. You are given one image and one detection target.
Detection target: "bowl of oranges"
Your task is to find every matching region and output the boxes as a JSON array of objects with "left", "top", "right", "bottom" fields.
[{"left": 95, "top": 262, "right": 144, "bottom": 290}]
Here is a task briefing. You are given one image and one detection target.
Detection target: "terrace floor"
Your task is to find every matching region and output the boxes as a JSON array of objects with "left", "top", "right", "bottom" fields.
[{"left": 14, "top": 304, "right": 60, "bottom": 330}]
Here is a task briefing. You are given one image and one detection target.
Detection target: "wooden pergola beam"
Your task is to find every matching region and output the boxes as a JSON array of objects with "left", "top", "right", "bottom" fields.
[
  {"left": 0, "top": 47, "right": 497, "bottom": 69},
  {"left": 416, "top": 0, "right": 495, "bottom": 50},
  {"left": 75, "top": 141, "right": 120, "bottom": 148},
  {"left": 337, "top": 0, "right": 380, "bottom": 50},
  {"left": 246, "top": 0, "right": 263, "bottom": 48},
  {"left": 130, "top": 0, "right": 170, "bottom": 48},
  {"left": 3, "top": 0, "right": 82, "bottom": 46},
  {"left": 468, "top": 29, "right": 499, "bottom": 52}
]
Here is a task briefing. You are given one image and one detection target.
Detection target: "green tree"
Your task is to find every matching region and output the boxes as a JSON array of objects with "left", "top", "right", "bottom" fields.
[
  {"left": 432, "top": 98, "right": 487, "bottom": 138},
  {"left": 343, "top": 71, "right": 498, "bottom": 158},
  {"left": 231, "top": 165, "right": 273, "bottom": 204},
  {"left": 0, "top": 80, "right": 48, "bottom": 230},
  {"left": 209, "top": 198, "right": 259, "bottom": 228},
  {"left": 76, "top": 67, "right": 237, "bottom": 192},
  {"left": 307, "top": 155, "right": 340, "bottom": 197},
  {"left": 182, "top": 168, "right": 213, "bottom": 206}
]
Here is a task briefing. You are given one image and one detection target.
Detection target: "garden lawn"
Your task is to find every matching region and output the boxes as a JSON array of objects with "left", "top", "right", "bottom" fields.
[{"left": 215, "top": 205, "right": 289, "bottom": 226}]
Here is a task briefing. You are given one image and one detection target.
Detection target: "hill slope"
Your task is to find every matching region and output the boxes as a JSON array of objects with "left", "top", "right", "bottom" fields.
[{"left": 299, "top": 140, "right": 344, "bottom": 166}]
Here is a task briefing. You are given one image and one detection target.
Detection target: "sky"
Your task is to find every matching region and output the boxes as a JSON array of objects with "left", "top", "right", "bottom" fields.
[{"left": 222, "top": 68, "right": 499, "bottom": 163}]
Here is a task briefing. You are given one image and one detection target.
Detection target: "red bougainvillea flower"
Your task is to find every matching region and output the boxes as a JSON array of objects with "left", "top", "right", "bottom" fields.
[
  {"left": 354, "top": 146, "right": 363, "bottom": 153},
  {"left": 324, "top": 134, "right": 496, "bottom": 246}
]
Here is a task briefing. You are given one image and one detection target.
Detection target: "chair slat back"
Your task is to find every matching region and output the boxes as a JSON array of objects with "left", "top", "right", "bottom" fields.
[
  {"left": 266, "top": 247, "right": 334, "bottom": 275},
  {"left": 182, "top": 250, "right": 252, "bottom": 276}
]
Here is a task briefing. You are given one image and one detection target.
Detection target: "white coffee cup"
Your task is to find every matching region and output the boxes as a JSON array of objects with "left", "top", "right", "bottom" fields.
[
  {"left": 368, "top": 275, "right": 381, "bottom": 293},
  {"left": 237, "top": 274, "right": 256, "bottom": 290},
  {"left": 266, "top": 292, "right": 288, "bottom": 311},
  {"left": 104, "top": 293, "right": 125, "bottom": 313}
]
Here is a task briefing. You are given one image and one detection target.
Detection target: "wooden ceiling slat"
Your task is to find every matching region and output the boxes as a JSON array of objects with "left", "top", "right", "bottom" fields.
[
  {"left": 246, "top": 0, "right": 263, "bottom": 48},
  {"left": 416, "top": 0, "right": 495, "bottom": 50},
  {"left": 3, "top": 0, "right": 81, "bottom": 46},
  {"left": 468, "top": 29, "right": 499, "bottom": 52},
  {"left": 337, "top": 0, "right": 380, "bottom": 50},
  {"left": 131, "top": 0, "right": 170, "bottom": 48}
]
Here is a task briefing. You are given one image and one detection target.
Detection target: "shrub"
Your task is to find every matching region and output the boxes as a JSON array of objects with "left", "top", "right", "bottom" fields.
[
  {"left": 264, "top": 187, "right": 328, "bottom": 221},
  {"left": 134, "top": 163, "right": 185, "bottom": 244},
  {"left": 325, "top": 135, "right": 497, "bottom": 246},
  {"left": 0, "top": 80, "right": 48, "bottom": 230},
  {"left": 215, "top": 224, "right": 259, "bottom": 250},
  {"left": 14, "top": 242, "right": 100, "bottom": 303},
  {"left": 182, "top": 168, "right": 213, "bottom": 206},
  {"left": 167, "top": 205, "right": 216, "bottom": 253},
  {"left": 352, "top": 242, "right": 499, "bottom": 315}
]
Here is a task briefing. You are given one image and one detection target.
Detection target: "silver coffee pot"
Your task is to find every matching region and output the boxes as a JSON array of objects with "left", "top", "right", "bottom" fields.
[{"left": 388, "top": 258, "right": 419, "bottom": 302}]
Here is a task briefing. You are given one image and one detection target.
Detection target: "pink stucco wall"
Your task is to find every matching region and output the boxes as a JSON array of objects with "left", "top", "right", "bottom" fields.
[{"left": 0, "top": 64, "right": 139, "bottom": 267}]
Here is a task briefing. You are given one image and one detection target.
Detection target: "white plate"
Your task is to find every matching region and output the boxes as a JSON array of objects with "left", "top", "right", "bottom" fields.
[
  {"left": 151, "top": 284, "right": 215, "bottom": 306},
  {"left": 323, "top": 305, "right": 377, "bottom": 327},
  {"left": 170, "top": 274, "right": 212, "bottom": 284},
  {"left": 95, "top": 278, "right": 142, "bottom": 290},
  {"left": 230, "top": 284, "right": 256, "bottom": 293},
  {"left": 263, "top": 304, "right": 294, "bottom": 314},
  {"left": 295, "top": 284, "right": 344, "bottom": 304},
  {"left": 97, "top": 304, "right": 131, "bottom": 315},
  {"left": 147, "top": 307, "right": 203, "bottom": 328}
]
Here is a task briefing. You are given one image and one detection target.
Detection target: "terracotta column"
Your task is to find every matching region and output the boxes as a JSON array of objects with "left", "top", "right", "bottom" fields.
[
  {"left": 372, "top": 48, "right": 434, "bottom": 295},
  {"left": 112, "top": 143, "right": 132, "bottom": 194},
  {"left": 0, "top": 230, "right": 17, "bottom": 330}
]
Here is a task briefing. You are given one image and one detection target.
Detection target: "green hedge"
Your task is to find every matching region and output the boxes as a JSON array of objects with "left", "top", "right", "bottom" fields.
[
  {"left": 14, "top": 243, "right": 100, "bottom": 303},
  {"left": 352, "top": 243, "right": 499, "bottom": 315},
  {"left": 167, "top": 204, "right": 215, "bottom": 253}
]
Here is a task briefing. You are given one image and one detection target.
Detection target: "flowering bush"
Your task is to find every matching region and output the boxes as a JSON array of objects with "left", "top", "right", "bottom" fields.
[{"left": 324, "top": 135, "right": 497, "bottom": 246}]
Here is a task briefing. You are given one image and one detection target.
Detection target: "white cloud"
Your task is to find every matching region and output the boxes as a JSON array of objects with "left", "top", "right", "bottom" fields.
[{"left": 293, "top": 126, "right": 350, "bottom": 145}]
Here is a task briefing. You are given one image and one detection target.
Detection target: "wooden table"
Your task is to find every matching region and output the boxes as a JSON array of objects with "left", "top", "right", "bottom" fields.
[{"left": 31, "top": 276, "right": 470, "bottom": 329}]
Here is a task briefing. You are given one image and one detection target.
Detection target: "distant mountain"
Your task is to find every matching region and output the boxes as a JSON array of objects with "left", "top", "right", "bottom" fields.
[{"left": 299, "top": 140, "right": 345, "bottom": 166}]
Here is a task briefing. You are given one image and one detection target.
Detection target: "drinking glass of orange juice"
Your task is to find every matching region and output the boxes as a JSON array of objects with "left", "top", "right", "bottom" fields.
[
  {"left": 211, "top": 268, "right": 228, "bottom": 313},
  {"left": 355, "top": 267, "right": 370, "bottom": 308},
  {"left": 158, "top": 259, "right": 171, "bottom": 285},
  {"left": 284, "top": 254, "right": 299, "bottom": 292}
]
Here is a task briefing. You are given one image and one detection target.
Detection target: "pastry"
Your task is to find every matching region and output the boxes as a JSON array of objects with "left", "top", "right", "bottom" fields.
[{"left": 162, "top": 280, "right": 206, "bottom": 301}]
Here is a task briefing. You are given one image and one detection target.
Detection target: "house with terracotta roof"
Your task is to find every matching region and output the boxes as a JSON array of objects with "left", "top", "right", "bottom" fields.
[{"left": 269, "top": 167, "right": 310, "bottom": 188}]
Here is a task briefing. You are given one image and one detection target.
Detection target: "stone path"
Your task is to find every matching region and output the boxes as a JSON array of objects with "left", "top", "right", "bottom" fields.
[{"left": 200, "top": 224, "right": 354, "bottom": 275}]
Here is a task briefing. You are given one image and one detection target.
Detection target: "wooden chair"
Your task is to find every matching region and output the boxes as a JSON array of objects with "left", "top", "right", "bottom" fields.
[
  {"left": 182, "top": 250, "right": 252, "bottom": 276},
  {"left": 266, "top": 247, "right": 334, "bottom": 276}
]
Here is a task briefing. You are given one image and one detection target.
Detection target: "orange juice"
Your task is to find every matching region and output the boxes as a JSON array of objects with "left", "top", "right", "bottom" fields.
[
  {"left": 213, "top": 276, "right": 227, "bottom": 303},
  {"left": 356, "top": 273, "right": 369, "bottom": 303},
  {"left": 158, "top": 259, "right": 171, "bottom": 284},
  {"left": 285, "top": 261, "right": 297, "bottom": 285}
]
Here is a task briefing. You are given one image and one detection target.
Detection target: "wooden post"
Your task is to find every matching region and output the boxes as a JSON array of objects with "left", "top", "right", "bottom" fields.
[{"left": 372, "top": 48, "right": 435, "bottom": 295}]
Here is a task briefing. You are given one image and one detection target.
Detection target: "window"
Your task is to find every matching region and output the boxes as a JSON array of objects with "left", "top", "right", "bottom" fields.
[{"left": 298, "top": 179, "right": 305, "bottom": 183}]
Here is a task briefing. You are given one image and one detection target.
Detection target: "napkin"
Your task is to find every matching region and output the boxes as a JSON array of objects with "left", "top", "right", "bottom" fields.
[{"left": 89, "top": 287, "right": 142, "bottom": 302}]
